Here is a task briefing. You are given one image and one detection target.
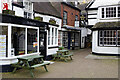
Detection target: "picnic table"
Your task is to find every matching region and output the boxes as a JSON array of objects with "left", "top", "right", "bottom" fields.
[
  {"left": 52, "top": 50, "right": 73, "bottom": 62},
  {"left": 11, "top": 55, "right": 50, "bottom": 77}
]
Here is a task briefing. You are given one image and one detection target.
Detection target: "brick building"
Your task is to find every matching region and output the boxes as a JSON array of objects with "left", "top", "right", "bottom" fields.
[{"left": 52, "top": 2, "right": 88, "bottom": 49}]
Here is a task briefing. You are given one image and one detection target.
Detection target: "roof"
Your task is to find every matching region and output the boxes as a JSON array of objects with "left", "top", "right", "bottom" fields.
[
  {"left": 87, "top": 0, "right": 120, "bottom": 9},
  {"left": 92, "top": 22, "right": 120, "bottom": 30},
  {"left": 33, "top": 2, "right": 61, "bottom": 19}
]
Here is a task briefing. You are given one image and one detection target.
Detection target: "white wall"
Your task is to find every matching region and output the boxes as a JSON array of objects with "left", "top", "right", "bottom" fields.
[
  {"left": 81, "top": 28, "right": 87, "bottom": 48},
  {"left": 88, "top": 10, "right": 98, "bottom": 25},
  {"left": 13, "top": 6, "right": 24, "bottom": 17},
  {"left": 35, "top": 13, "right": 62, "bottom": 30},
  {"left": 92, "top": 31, "right": 119, "bottom": 54}
]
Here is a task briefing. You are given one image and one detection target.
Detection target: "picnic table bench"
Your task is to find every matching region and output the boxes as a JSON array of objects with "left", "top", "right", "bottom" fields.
[
  {"left": 52, "top": 50, "right": 73, "bottom": 62},
  {"left": 11, "top": 55, "right": 50, "bottom": 77}
]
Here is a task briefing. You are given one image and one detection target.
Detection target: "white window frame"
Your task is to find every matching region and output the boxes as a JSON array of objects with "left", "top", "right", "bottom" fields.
[
  {"left": 0, "top": 23, "right": 39, "bottom": 58},
  {"left": 99, "top": 30, "right": 118, "bottom": 47},
  {"left": 100, "top": 5, "right": 120, "bottom": 19},
  {"left": 48, "top": 25, "right": 58, "bottom": 47}
]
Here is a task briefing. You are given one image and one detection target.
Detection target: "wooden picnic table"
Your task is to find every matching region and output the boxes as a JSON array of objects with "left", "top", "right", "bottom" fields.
[
  {"left": 52, "top": 50, "right": 73, "bottom": 62},
  {"left": 12, "top": 55, "right": 50, "bottom": 77}
]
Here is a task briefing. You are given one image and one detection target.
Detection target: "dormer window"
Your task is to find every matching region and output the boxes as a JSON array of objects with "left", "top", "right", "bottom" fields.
[{"left": 23, "top": 0, "right": 33, "bottom": 19}]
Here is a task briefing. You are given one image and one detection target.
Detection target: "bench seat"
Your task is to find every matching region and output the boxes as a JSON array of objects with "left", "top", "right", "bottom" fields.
[{"left": 31, "top": 62, "right": 50, "bottom": 68}]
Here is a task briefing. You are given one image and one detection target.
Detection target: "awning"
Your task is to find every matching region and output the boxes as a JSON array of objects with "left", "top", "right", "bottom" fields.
[
  {"left": 63, "top": 25, "right": 81, "bottom": 31},
  {"left": 92, "top": 21, "right": 120, "bottom": 30}
]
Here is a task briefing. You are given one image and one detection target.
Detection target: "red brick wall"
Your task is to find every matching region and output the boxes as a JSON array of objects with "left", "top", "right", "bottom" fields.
[{"left": 61, "top": 3, "right": 80, "bottom": 27}]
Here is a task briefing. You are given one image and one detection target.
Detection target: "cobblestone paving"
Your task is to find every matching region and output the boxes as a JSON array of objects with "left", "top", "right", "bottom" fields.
[{"left": 1, "top": 48, "right": 118, "bottom": 78}]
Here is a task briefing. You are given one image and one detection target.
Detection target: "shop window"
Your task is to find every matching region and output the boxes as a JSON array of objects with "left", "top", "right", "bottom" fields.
[
  {"left": 63, "top": 11, "right": 67, "bottom": 25},
  {"left": 99, "top": 30, "right": 117, "bottom": 46},
  {"left": 11, "top": 27, "right": 25, "bottom": 56},
  {"left": 75, "top": 33, "right": 79, "bottom": 46},
  {"left": 55, "top": 28, "right": 58, "bottom": 44},
  {"left": 52, "top": 28, "right": 54, "bottom": 45},
  {"left": 58, "top": 31, "right": 62, "bottom": 46},
  {"left": 27, "top": 29, "right": 38, "bottom": 54},
  {"left": 117, "top": 30, "right": 120, "bottom": 46},
  {"left": 62, "top": 32, "right": 68, "bottom": 47},
  {"left": 0, "top": 26, "right": 8, "bottom": 57},
  {"left": 48, "top": 29, "right": 50, "bottom": 45}
]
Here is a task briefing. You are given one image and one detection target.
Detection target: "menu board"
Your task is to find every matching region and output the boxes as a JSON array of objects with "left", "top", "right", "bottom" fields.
[{"left": 0, "top": 35, "right": 6, "bottom": 57}]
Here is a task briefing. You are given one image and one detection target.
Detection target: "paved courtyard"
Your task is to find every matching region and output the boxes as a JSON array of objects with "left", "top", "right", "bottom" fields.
[{"left": 1, "top": 48, "right": 118, "bottom": 78}]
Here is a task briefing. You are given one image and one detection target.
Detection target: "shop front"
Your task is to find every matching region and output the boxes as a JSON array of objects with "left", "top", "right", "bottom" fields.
[
  {"left": 62, "top": 26, "right": 81, "bottom": 50},
  {"left": 0, "top": 14, "right": 48, "bottom": 72}
]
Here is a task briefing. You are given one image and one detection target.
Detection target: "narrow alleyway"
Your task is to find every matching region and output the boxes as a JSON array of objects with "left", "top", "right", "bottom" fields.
[{"left": 1, "top": 48, "right": 118, "bottom": 78}]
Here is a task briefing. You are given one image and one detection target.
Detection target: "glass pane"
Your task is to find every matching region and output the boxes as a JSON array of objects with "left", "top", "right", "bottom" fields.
[
  {"left": 11, "top": 27, "right": 25, "bottom": 56},
  {"left": 27, "top": 28, "right": 38, "bottom": 54},
  {"left": 0, "top": 26, "right": 8, "bottom": 57}
]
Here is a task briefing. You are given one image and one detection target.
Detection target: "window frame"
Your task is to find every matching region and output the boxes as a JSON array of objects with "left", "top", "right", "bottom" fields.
[
  {"left": 98, "top": 30, "right": 120, "bottom": 47},
  {"left": 100, "top": 5, "right": 120, "bottom": 19},
  {"left": 63, "top": 11, "right": 68, "bottom": 25}
]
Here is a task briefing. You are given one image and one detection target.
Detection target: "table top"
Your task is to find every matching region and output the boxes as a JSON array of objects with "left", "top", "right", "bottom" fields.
[
  {"left": 57, "top": 50, "right": 68, "bottom": 52},
  {"left": 18, "top": 55, "right": 44, "bottom": 60}
]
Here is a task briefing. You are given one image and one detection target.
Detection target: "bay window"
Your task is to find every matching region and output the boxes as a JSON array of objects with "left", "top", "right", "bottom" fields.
[{"left": 99, "top": 30, "right": 120, "bottom": 46}]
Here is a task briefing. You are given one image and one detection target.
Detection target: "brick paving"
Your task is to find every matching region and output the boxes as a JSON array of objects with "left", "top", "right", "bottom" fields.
[{"left": 1, "top": 48, "right": 118, "bottom": 78}]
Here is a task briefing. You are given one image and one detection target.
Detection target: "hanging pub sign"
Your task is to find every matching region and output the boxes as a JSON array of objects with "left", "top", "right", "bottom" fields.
[{"left": 0, "top": 35, "right": 6, "bottom": 57}]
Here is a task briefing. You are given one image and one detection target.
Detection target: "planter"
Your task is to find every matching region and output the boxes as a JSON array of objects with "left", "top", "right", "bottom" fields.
[
  {"left": 34, "top": 16, "right": 43, "bottom": 22},
  {"left": 2, "top": 10, "right": 15, "bottom": 15},
  {"left": 58, "top": 47, "right": 64, "bottom": 50}
]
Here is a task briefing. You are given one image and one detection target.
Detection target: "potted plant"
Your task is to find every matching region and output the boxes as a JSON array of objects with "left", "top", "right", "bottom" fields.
[
  {"left": 2, "top": 9, "right": 15, "bottom": 15},
  {"left": 34, "top": 16, "right": 43, "bottom": 22},
  {"left": 58, "top": 46, "right": 64, "bottom": 50}
]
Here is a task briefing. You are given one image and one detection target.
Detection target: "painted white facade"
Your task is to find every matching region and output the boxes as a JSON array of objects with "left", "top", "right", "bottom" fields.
[
  {"left": 35, "top": 13, "right": 62, "bottom": 30},
  {"left": 34, "top": 13, "right": 62, "bottom": 56},
  {"left": 87, "top": 0, "right": 120, "bottom": 55}
]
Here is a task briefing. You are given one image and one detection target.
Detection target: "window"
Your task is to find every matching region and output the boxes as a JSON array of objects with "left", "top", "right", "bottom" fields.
[
  {"left": 75, "top": 15, "right": 78, "bottom": 21},
  {"left": 52, "top": 28, "right": 54, "bottom": 45},
  {"left": 55, "top": 28, "right": 58, "bottom": 44},
  {"left": 102, "top": 8, "right": 104, "bottom": 18},
  {"left": 27, "top": 29, "right": 38, "bottom": 54},
  {"left": 48, "top": 29, "right": 50, "bottom": 45},
  {"left": 24, "top": 12, "right": 32, "bottom": 19},
  {"left": 62, "top": 32, "right": 68, "bottom": 47},
  {"left": 106, "top": 7, "right": 116, "bottom": 18},
  {"left": 117, "top": 30, "right": 120, "bottom": 45},
  {"left": 24, "top": 1, "right": 32, "bottom": 19},
  {"left": 118, "top": 7, "right": 120, "bottom": 17},
  {"left": 11, "top": 27, "right": 25, "bottom": 56},
  {"left": 99, "top": 30, "right": 119, "bottom": 46},
  {"left": 0, "top": 26, "right": 8, "bottom": 57},
  {"left": 63, "top": 11, "right": 67, "bottom": 25},
  {"left": 101, "top": 6, "right": 119, "bottom": 18}
]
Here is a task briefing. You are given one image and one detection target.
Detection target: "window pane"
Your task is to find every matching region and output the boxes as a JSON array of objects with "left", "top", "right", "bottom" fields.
[
  {"left": 52, "top": 28, "right": 54, "bottom": 45},
  {"left": 27, "top": 29, "right": 38, "bottom": 54},
  {"left": 55, "top": 28, "right": 57, "bottom": 44},
  {"left": 0, "top": 26, "right": 8, "bottom": 57},
  {"left": 11, "top": 27, "right": 25, "bottom": 56}
]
